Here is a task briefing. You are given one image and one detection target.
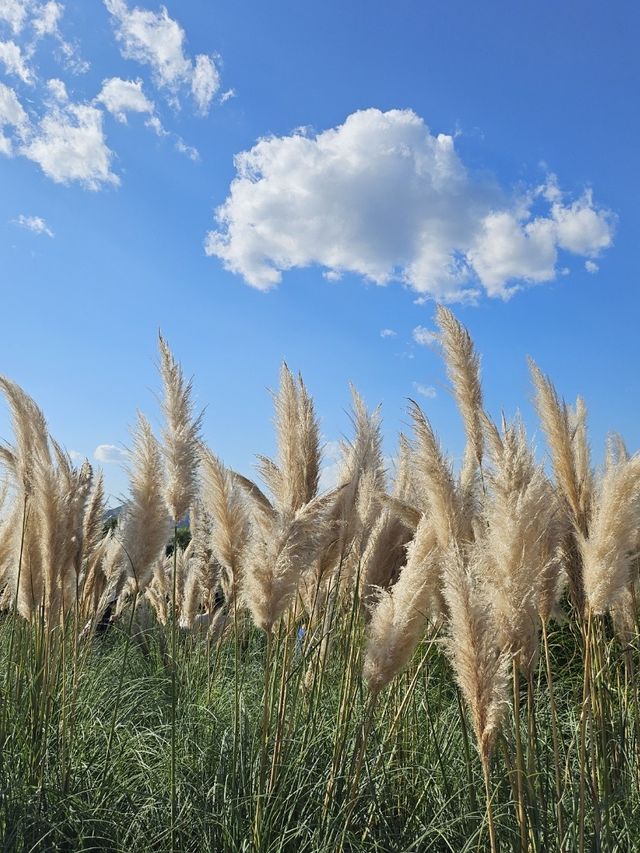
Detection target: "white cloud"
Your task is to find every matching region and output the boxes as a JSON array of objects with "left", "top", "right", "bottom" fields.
[
  {"left": 412, "top": 325, "right": 438, "bottom": 346},
  {"left": 206, "top": 108, "right": 615, "bottom": 301},
  {"left": 145, "top": 113, "right": 167, "bottom": 135},
  {"left": 552, "top": 190, "right": 613, "bottom": 256},
  {"left": 58, "top": 38, "right": 89, "bottom": 75},
  {"left": 0, "top": 80, "right": 27, "bottom": 154},
  {"left": 191, "top": 53, "right": 219, "bottom": 114},
  {"left": 0, "top": 39, "right": 33, "bottom": 82},
  {"left": 220, "top": 87, "right": 235, "bottom": 104},
  {"left": 585, "top": 259, "right": 599, "bottom": 274},
  {"left": 105, "top": 0, "right": 190, "bottom": 89},
  {"left": 319, "top": 439, "right": 342, "bottom": 492},
  {"left": 94, "top": 443, "right": 128, "bottom": 464},
  {"left": 96, "top": 76, "right": 153, "bottom": 122},
  {"left": 175, "top": 136, "right": 198, "bottom": 160},
  {"left": 104, "top": 0, "right": 222, "bottom": 114},
  {"left": 0, "top": 1, "right": 88, "bottom": 72},
  {"left": 32, "top": 0, "right": 62, "bottom": 37},
  {"left": 68, "top": 449, "right": 84, "bottom": 463},
  {"left": 21, "top": 100, "right": 119, "bottom": 188},
  {"left": 46, "top": 77, "right": 67, "bottom": 101},
  {"left": 380, "top": 328, "right": 396, "bottom": 338},
  {"left": 12, "top": 213, "right": 53, "bottom": 236},
  {"left": 0, "top": 0, "right": 29, "bottom": 33},
  {"left": 413, "top": 382, "right": 437, "bottom": 398}
]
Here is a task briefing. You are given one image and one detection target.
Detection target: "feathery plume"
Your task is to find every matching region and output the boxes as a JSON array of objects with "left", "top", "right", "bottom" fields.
[
  {"left": 409, "top": 400, "right": 462, "bottom": 548},
  {"left": 578, "top": 454, "right": 640, "bottom": 615},
  {"left": 158, "top": 332, "right": 202, "bottom": 523},
  {"left": 201, "top": 449, "right": 249, "bottom": 603},
  {"left": 120, "top": 414, "right": 171, "bottom": 592},
  {"left": 436, "top": 305, "right": 484, "bottom": 489},
  {"left": 363, "top": 517, "right": 439, "bottom": 693},
  {"left": 480, "top": 415, "right": 562, "bottom": 670},
  {"left": 442, "top": 544, "right": 510, "bottom": 763}
]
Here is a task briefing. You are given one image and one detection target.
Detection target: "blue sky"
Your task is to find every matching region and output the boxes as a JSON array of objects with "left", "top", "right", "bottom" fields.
[{"left": 0, "top": 0, "right": 638, "bottom": 504}]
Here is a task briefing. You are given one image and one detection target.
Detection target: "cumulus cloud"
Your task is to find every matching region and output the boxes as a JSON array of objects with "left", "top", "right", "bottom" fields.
[
  {"left": 104, "top": 0, "right": 221, "bottom": 114},
  {"left": 413, "top": 382, "right": 437, "bottom": 398},
  {"left": 412, "top": 325, "right": 438, "bottom": 346},
  {"left": 21, "top": 100, "right": 119, "bottom": 188},
  {"left": 206, "top": 108, "right": 615, "bottom": 301},
  {"left": 0, "top": 80, "right": 27, "bottom": 154},
  {"left": 380, "top": 328, "right": 396, "bottom": 338},
  {"left": 12, "top": 213, "right": 53, "bottom": 235},
  {"left": 0, "top": 39, "right": 33, "bottom": 82},
  {"left": 94, "top": 443, "right": 128, "bottom": 464},
  {"left": 96, "top": 76, "right": 154, "bottom": 122},
  {"left": 585, "top": 259, "right": 599, "bottom": 274}
]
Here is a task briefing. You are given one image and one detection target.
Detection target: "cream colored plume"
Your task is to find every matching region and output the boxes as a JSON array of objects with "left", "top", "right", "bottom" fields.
[
  {"left": 158, "top": 332, "right": 203, "bottom": 523},
  {"left": 200, "top": 448, "right": 249, "bottom": 603},
  {"left": 442, "top": 544, "right": 510, "bottom": 763},
  {"left": 480, "top": 414, "right": 563, "bottom": 671},
  {"left": 578, "top": 452, "right": 640, "bottom": 615},
  {"left": 120, "top": 413, "right": 171, "bottom": 593},
  {"left": 363, "top": 517, "right": 439, "bottom": 693},
  {"left": 435, "top": 305, "right": 484, "bottom": 491}
]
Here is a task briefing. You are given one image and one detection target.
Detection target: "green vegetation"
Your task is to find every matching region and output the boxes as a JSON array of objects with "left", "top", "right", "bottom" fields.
[{"left": 1, "top": 603, "right": 639, "bottom": 852}]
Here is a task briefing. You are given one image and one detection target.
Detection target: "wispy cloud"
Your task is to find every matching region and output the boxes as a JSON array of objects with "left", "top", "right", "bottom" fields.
[
  {"left": 380, "top": 328, "right": 396, "bottom": 338},
  {"left": 175, "top": 137, "right": 199, "bottom": 161},
  {"left": 318, "top": 439, "right": 342, "bottom": 492},
  {"left": 0, "top": 39, "right": 33, "bottom": 83},
  {"left": 0, "top": 1, "right": 29, "bottom": 35},
  {"left": 412, "top": 325, "right": 438, "bottom": 346},
  {"left": 0, "top": 81, "right": 28, "bottom": 154},
  {"left": 104, "top": 0, "right": 222, "bottom": 114},
  {"left": 12, "top": 213, "right": 54, "bottom": 236},
  {"left": 412, "top": 382, "right": 437, "bottom": 399}
]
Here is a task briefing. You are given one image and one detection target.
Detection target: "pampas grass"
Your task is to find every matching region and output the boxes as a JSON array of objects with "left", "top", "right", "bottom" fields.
[
  {"left": 120, "top": 414, "right": 171, "bottom": 595},
  {"left": 159, "top": 332, "right": 202, "bottom": 524},
  {"left": 0, "top": 308, "right": 640, "bottom": 852},
  {"left": 442, "top": 544, "right": 510, "bottom": 853},
  {"left": 578, "top": 452, "right": 640, "bottom": 615}
]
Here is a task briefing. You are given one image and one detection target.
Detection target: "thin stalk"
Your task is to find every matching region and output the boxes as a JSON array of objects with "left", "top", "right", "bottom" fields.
[
  {"left": 456, "top": 685, "right": 479, "bottom": 816},
  {"left": 254, "top": 628, "right": 273, "bottom": 848},
  {"left": 0, "top": 494, "right": 28, "bottom": 746},
  {"left": 579, "top": 611, "right": 593, "bottom": 853},
  {"left": 483, "top": 758, "right": 498, "bottom": 853},
  {"left": 512, "top": 659, "right": 528, "bottom": 852},
  {"left": 541, "top": 620, "right": 564, "bottom": 844},
  {"left": 170, "top": 524, "right": 178, "bottom": 853},
  {"left": 98, "top": 587, "right": 139, "bottom": 795}
]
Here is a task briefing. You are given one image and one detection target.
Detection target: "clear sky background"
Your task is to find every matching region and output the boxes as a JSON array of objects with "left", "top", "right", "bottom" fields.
[{"left": 0, "top": 0, "right": 638, "bottom": 505}]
